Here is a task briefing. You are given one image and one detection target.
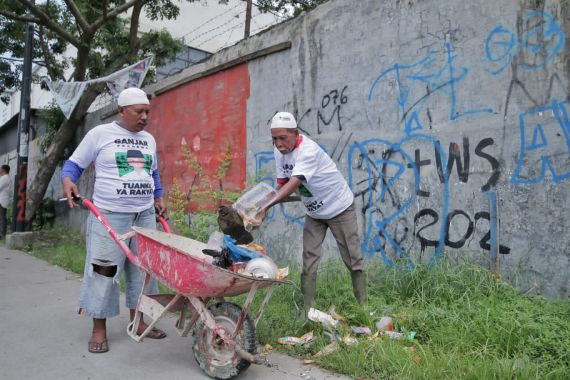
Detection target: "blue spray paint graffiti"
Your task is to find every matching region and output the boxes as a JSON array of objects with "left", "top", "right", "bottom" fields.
[
  {"left": 369, "top": 42, "right": 493, "bottom": 134},
  {"left": 247, "top": 11, "right": 568, "bottom": 268},
  {"left": 347, "top": 135, "right": 451, "bottom": 268},
  {"left": 484, "top": 11, "right": 564, "bottom": 75},
  {"left": 511, "top": 99, "right": 570, "bottom": 184},
  {"left": 488, "top": 189, "right": 498, "bottom": 263}
]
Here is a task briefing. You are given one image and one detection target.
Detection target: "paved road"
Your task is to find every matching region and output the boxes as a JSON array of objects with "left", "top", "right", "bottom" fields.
[{"left": 0, "top": 245, "right": 349, "bottom": 380}]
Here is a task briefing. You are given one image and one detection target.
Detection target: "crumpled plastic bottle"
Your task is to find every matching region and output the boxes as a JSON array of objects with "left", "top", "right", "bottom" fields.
[{"left": 375, "top": 316, "right": 394, "bottom": 332}]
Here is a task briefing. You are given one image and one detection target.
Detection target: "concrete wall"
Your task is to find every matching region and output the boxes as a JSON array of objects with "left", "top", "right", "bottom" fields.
[
  {"left": 58, "top": 0, "right": 570, "bottom": 299},
  {"left": 240, "top": 0, "right": 570, "bottom": 298},
  {"left": 147, "top": 64, "right": 250, "bottom": 212}
]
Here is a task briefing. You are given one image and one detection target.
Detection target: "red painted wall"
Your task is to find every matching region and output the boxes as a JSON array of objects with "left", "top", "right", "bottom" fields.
[{"left": 147, "top": 64, "right": 250, "bottom": 211}]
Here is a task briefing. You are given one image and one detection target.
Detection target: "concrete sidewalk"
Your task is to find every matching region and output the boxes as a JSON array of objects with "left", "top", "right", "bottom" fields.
[{"left": 0, "top": 245, "right": 349, "bottom": 380}]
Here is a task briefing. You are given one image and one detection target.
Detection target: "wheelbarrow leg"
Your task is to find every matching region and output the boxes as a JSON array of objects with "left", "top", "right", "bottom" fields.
[
  {"left": 254, "top": 285, "right": 276, "bottom": 327},
  {"left": 231, "top": 282, "right": 259, "bottom": 340},
  {"left": 176, "top": 298, "right": 200, "bottom": 337},
  {"left": 128, "top": 274, "right": 183, "bottom": 342}
]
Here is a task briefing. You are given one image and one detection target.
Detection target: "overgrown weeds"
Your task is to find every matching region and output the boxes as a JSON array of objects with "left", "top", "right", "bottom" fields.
[
  {"left": 24, "top": 227, "right": 570, "bottom": 379},
  {"left": 243, "top": 260, "right": 570, "bottom": 379}
]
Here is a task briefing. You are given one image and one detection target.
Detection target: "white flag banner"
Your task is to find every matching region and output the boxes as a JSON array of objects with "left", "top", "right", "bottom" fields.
[
  {"left": 43, "top": 57, "right": 154, "bottom": 119},
  {"left": 44, "top": 80, "right": 88, "bottom": 119},
  {"left": 105, "top": 56, "right": 154, "bottom": 98}
]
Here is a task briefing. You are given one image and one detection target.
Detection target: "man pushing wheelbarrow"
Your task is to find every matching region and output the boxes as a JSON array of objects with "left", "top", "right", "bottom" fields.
[
  {"left": 61, "top": 88, "right": 167, "bottom": 355},
  {"left": 62, "top": 88, "right": 289, "bottom": 379}
]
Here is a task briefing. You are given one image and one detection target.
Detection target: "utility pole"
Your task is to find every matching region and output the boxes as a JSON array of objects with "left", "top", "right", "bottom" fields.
[
  {"left": 12, "top": 1, "right": 34, "bottom": 232},
  {"left": 244, "top": 0, "right": 252, "bottom": 38}
]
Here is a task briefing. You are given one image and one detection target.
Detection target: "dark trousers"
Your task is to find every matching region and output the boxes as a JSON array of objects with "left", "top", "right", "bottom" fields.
[
  {"left": 0, "top": 206, "right": 7, "bottom": 238},
  {"left": 302, "top": 202, "right": 364, "bottom": 275}
]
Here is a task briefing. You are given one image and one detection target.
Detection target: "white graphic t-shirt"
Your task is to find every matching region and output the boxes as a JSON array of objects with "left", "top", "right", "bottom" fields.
[
  {"left": 274, "top": 135, "right": 353, "bottom": 219},
  {"left": 69, "top": 121, "right": 157, "bottom": 212}
]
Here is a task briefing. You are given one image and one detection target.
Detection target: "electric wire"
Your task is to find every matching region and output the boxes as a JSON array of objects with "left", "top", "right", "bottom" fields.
[
  {"left": 179, "top": 2, "right": 242, "bottom": 41},
  {"left": 185, "top": 8, "right": 245, "bottom": 44}
]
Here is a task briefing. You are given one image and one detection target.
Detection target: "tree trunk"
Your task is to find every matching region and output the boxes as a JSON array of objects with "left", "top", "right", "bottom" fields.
[{"left": 24, "top": 84, "right": 103, "bottom": 228}]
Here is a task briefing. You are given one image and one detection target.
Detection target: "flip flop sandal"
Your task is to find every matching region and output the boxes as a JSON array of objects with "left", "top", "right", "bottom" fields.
[
  {"left": 88, "top": 338, "right": 109, "bottom": 353},
  {"left": 139, "top": 327, "right": 167, "bottom": 339}
]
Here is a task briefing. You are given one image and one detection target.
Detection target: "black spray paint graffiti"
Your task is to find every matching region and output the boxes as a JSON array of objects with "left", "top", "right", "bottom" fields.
[
  {"left": 348, "top": 135, "right": 510, "bottom": 268},
  {"left": 410, "top": 137, "right": 500, "bottom": 196},
  {"left": 317, "top": 86, "right": 348, "bottom": 134},
  {"left": 414, "top": 209, "right": 510, "bottom": 255}
]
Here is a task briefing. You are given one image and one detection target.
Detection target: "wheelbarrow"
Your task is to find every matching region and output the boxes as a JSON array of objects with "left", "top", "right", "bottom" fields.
[{"left": 81, "top": 198, "right": 288, "bottom": 379}]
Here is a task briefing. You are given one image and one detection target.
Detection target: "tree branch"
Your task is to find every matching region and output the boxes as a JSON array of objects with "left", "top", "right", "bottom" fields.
[
  {"left": 91, "top": 0, "right": 147, "bottom": 31},
  {"left": 128, "top": 1, "right": 143, "bottom": 55},
  {"left": 0, "top": 9, "right": 40, "bottom": 24},
  {"left": 63, "top": 0, "right": 90, "bottom": 34},
  {"left": 38, "top": 26, "right": 64, "bottom": 81},
  {"left": 15, "top": 0, "right": 81, "bottom": 47}
]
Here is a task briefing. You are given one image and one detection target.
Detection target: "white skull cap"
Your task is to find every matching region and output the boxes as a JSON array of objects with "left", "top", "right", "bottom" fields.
[
  {"left": 117, "top": 87, "right": 149, "bottom": 107},
  {"left": 270, "top": 111, "right": 297, "bottom": 129}
]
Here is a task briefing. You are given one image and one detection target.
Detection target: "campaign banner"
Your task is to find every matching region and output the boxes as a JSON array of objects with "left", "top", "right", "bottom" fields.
[
  {"left": 43, "top": 56, "right": 154, "bottom": 119},
  {"left": 105, "top": 56, "right": 153, "bottom": 98}
]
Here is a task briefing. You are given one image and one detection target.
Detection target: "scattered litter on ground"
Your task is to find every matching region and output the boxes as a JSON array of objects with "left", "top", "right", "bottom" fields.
[
  {"left": 308, "top": 308, "right": 339, "bottom": 329},
  {"left": 312, "top": 341, "right": 340, "bottom": 359},
  {"left": 342, "top": 333, "right": 358, "bottom": 346},
  {"left": 277, "top": 331, "right": 314, "bottom": 346},
  {"left": 382, "top": 330, "right": 416, "bottom": 340},
  {"left": 328, "top": 305, "right": 347, "bottom": 325},
  {"left": 323, "top": 330, "right": 341, "bottom": 343},
  {"left": 351, "top": 326, "right": 372, "bottom": 335},
  {"left": 300, "top": 372, "right": 316, "bottom": 380},
  {"left": 375, "top": 316, "right": 394, "bottom": 332}
]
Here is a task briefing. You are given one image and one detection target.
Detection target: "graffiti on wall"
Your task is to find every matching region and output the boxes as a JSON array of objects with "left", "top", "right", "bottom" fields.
[{"left": 252, "top": 9, "right": 566, "bottom": 267}]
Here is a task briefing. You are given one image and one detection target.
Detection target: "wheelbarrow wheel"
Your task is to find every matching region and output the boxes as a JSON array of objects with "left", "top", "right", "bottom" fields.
[{"left": 192, "top": 302, "right": 256, "bottom": 379}]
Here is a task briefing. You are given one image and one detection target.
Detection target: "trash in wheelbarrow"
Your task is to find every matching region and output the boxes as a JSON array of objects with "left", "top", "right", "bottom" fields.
[
  {"left": 217, "top": 204, "right": 253, "bottom": 244},
  {"left": 231, "top": 182, "right": 278, "bottom": 231},
  {"left": 202, "top": 234, "right": 263, "bottom": 266},
  {"left": 244, "top": 256, "right": 278, "bottom": 279},
  {"left": 202, "top": 246, "right": 233, "bottom": 268},
  {"left": 202, "top": 233, "right": 282, "bottom": 279}
]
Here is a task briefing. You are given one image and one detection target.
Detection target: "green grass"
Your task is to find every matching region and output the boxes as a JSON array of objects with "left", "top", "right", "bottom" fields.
[
  {"left": 236, "top": 260, "right": 570, "bottom": 380},
  {"left": 24, "top": 226, "right": 570, "bottom": 379},
  {"left": 26, "top": 225, "right": 87, "bottom": 274}
]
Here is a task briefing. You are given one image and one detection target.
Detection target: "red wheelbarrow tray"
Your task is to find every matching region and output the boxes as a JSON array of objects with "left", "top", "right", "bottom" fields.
[{"left": 133, "top": 226, "right": 286, "bottom": 298}]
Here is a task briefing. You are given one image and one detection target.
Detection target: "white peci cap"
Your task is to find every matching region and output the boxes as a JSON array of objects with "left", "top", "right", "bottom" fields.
[
  {"left": 117, "top": 87, "right": 150, "bottom": 107},
  {"left": 270, "top": 111, "right": 297, "bottom": 129}
]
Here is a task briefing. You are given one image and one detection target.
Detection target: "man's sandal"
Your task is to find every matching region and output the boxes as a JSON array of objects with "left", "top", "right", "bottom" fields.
[
  {"left": 88, "top": 338, "right": 109, "bottom": 353},
  {"left": 143, "top": 327, "right": 167, "bottom": 339}
]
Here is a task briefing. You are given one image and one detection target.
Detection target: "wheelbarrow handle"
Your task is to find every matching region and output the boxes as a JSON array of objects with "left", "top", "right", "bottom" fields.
[
  {"left": 80, "top": 198, "right": 142, "bottom": 268},
  {"left": 155, "top": 209, "right": 171, "bottom": 233}
]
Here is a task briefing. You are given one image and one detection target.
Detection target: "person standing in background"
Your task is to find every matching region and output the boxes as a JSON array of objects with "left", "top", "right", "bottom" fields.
[{"left": 0, "top": 165, "right": 11, "bottom": 239}]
